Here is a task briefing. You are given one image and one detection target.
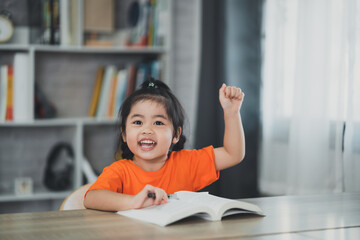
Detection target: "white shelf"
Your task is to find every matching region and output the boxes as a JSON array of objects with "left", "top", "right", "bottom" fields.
[
  {"left": 0, "top": 118, "right": 119, "bottom": 127},
  {"left": 81, "top": 118, "right": 120, "bottom": 125},
  {"left": 0, "top": 44, "right": 167, "bottom": 54},
  {"left": 0, "top": 191, "right": 71, "bottom": 202},
  {"left": 33, "top": 45, "right": 167, "bottom": 54},
  {"left": 0, "top": 119, "right": 75, "bottom": 127},
  {"left": 0, "top": 44, "right": 31, "bottom": 51}
]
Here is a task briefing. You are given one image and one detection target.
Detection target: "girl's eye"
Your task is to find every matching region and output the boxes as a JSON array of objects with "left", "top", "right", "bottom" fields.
[
  {"left": 154, "top": 121, "right": 164, "bottom": 126},
  {"left": 133, "top": 120, "right": 142, "bottom": 125}
]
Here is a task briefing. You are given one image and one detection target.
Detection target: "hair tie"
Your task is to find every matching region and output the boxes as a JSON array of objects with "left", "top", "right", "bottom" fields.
[{"left": 148, "top": 82, "right": 158, "bottom": 88}]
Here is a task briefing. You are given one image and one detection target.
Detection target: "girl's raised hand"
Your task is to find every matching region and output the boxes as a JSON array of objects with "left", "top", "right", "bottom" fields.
[
  {"left": 219, "top": 83, "right": 245, "bottom": 113},
  {"left": 131, "top": 184, "right": 168, "bottom": 209}
]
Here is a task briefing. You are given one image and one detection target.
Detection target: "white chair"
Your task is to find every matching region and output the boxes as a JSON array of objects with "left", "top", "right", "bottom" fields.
[{"left": 59, "top": 183, "right": 93, "bottom": 210}]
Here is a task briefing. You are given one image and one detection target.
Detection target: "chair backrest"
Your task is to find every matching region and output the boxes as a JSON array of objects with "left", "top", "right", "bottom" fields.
[{"left": 59, "top": 183, "right": 93, "bottom": 210}]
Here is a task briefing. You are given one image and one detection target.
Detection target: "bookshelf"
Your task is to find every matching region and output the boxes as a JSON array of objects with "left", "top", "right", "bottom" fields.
[{"left": 0, "top": 0, "right": 173, "bottom": 213}]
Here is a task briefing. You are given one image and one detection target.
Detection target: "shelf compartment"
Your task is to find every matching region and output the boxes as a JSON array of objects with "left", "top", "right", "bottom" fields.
[
  {"left": 83, "top": 124, "right": 120, "bottom": 175},
  {"left": 0, "top": 126, "right": 78, "bottom": 199},
  {"left": 34, "top": 52, "right": 159, "bottom": 119}
]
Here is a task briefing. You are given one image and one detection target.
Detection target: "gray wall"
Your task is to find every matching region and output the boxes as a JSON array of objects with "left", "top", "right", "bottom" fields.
[
  {"left": 224, "top": 0, "right": 262, "bottom": 198},
  {"left": 196, "top": 0, "right": 262, "bottom": 198}
]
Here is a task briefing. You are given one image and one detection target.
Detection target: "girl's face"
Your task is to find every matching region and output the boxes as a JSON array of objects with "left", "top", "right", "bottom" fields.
[{"left": 123, "top": 100, "right": 179, "bottom": 165}]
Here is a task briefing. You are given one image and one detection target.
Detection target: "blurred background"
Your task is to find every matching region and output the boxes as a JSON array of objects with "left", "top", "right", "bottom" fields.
[{"left": 0, "top": 0, "right": 359, "bottom": 213}]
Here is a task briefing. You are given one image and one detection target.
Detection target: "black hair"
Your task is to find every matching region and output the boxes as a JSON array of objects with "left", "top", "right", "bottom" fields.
[{"left": 116, "top": 77, "right": 186, "bottom": 160}]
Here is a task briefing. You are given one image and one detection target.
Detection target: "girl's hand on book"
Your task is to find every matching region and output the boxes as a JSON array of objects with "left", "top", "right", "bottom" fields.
[
  {"left": 219, "top": 83, "right": 244, "bottom": 113},
  {"left": 131, "top": 184, "right": 168, "bottom": 209}
]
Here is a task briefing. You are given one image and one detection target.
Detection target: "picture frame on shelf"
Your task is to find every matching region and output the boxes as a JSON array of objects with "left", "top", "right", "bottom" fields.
[{"left": 15, "top": 177, "right": 33, "bottom": 196}]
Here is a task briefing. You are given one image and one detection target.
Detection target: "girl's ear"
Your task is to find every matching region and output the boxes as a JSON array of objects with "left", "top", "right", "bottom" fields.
[
  {"left": 172, "top": 127, "right": 182, "bottom": 144},
  {"left": 121, "top": 128, "right": 126, "bottom": 142}
]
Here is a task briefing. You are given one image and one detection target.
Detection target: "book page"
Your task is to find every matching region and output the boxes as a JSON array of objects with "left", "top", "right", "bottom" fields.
[
  {"left": 176, "top": 191, "right": 234, "bottom": 211},
  {"left": 175, "top": 191, "right": 263, "bottom": 220},
  {"left": 117, "top": 199, "right": 213, "bottom": 226}
]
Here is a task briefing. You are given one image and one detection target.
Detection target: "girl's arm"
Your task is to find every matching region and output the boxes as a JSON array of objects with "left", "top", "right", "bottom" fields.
[
  {"left": 213, "top": 83, "right": 245, "bottom": 171},
  {"left": 84, "top": 184, "right": 168, "bottom": 211}
]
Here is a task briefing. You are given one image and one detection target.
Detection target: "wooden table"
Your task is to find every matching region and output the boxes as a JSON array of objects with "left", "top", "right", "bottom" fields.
[{"left": 1, "top": 193, "right": 359, "bottom": 239}]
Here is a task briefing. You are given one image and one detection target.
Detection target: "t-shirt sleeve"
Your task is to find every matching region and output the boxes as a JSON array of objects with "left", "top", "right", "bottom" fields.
[
  {"left": 184, "top": 145, "right": 219, "bottom": 191},
  {"left": 85, "top": 162, "right": 123, "bottom": 196}
]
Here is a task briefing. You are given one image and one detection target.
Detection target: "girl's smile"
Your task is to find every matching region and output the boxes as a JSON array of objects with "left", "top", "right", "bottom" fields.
[{"left": 138, "top": 138, "right": 156, "bottom": 151}]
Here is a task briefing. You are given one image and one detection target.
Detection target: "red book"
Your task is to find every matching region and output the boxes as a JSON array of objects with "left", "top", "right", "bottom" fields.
[
  {"left": 6, "top": 65, "right": 14, "bottom": 121},
  {"left": 125, "top": 65, "right": 137, "bottom": 97}
]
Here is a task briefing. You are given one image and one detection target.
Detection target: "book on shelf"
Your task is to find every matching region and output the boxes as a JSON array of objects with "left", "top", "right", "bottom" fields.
[
  {"left": 107, "top": 71, "right": 118, "bottom": 118},
  {"left": 96, "top": 65, "right": 116, "bottom": 118},
  {"left": 0, "top": 65, "right": 9, "bottom": 121},
  {"left": 150, "top": 60, "right": 160, "bottom": 80},
  {"left": 52, "top": 0, "right": 60, "bottom": 44},
  {"left": 155, "top": 0, "right": 168, "bottom": 46},
  {"left": 113, "top": 69, "right": 128, "bottom": 117},
  {"left": 60, "top": 0, "right": 83, "bottom": 46},
  {"left": 41, "top": 0, "right": 51, "bottom": 44},
  {"left": 60, "top": 0, "right": 71, "bottom": 46},
  {"left": 88, "top": 66, "right": 105, "bottom": 117},
  {"left": 147, "top": 0, "right": 155, "bottom": 46},
  {"left": 13, "top": 53, "right": 31, "bottom": 122},
  {"left": 5, "top": 65, "right": 14, "bottom": 121},
  {"left": 41, "top": 0, "right": 60, "bottom": 45},
  {"left": 117, "top": 191, "right": 264, "bottom": 227},
  {"left": 135, "top": 63, "right": 149, "bottom": 89},
  {"left": 125, "top": 65, "right": 137, "bottom": 97},
  {"left": 108, "top": 69, "right": 129, "bottom": 118},
  {"left": 148, "top": 0, "right": 164, "bottom": 46},
  {"left": 69, "top": 0, "right": 82, "bottom": 46}
]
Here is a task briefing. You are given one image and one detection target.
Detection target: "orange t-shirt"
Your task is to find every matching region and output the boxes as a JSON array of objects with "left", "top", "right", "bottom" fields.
[{"left": 87, "top": 146, "right": 219, "bottom": 195}]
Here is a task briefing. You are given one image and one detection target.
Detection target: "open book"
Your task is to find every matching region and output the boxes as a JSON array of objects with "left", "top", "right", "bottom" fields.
[{"left": 117, "top": 191, "right": 264, "bottom": 226}]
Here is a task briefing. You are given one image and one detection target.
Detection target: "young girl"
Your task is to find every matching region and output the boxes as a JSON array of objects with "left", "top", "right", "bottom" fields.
[{"left": 84, "top": 78, "right": 245, "bottom": 211}]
